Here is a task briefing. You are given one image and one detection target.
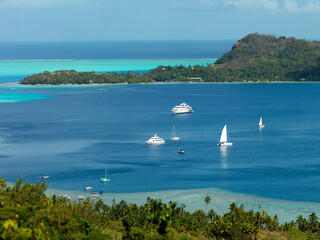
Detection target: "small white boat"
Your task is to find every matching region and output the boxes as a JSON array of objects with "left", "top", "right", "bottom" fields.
[
  {"left": 217, "top": 124, "right": 233, "bottom": 146},
  {"left": 171, "top": 103, "right": 194, "bottom": 114},
  {"left": 60, "top": 194, "right": 72, "bottom": 200},
  {"left": 41, "top": 176, "right": 50, "bottom": 179},
  {"left": 91, "top": 194, "right": 100, "bottom": 199},
  {"left": 178, "top": 141, "right": 184, "bottom": 154},
  {"left": 100, "top": 168, "right": 111, "bottom": 182},
  {"left": 84, "top": 187, "right": 93, "bottom": 190},
  {"left": 258, "top": 117, "right": 265, "bottom": 128},
  {"left": 171, "top": 125, "right": 180, "bottom": 141},
  {"left": 78, "top": 196, "right": 85, "bottom": 200},
  {"left": 146, "top": 134, "right": 165, "bottom": 145}
]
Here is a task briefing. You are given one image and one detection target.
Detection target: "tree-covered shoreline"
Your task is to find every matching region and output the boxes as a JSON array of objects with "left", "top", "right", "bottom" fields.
[
  {"left": 20, "top": 33, "right": 320, "bottom": 85},
  {"left": 1, "top": 176, "right": 320, "bottom": 239}
]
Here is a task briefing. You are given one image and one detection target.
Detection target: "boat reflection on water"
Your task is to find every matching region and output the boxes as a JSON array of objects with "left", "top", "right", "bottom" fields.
[{"left": 220, "top": 146, "right": 228, "bottom": 169}]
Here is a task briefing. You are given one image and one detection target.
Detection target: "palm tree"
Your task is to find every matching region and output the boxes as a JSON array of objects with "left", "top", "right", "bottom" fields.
[
  {"left": 204, "top": 196, "right": 211, "bottom": 205},
  {"left": 308, "top": 212, "right": 319, "bottom": 232},
  {"left": 207, "top": 209, "right": 216, "bottom": 221},
  {"left": 296, "top": 215, "right": 308, "bottom": 231}
]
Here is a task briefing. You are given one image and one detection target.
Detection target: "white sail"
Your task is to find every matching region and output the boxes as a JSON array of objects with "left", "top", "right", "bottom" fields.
[
  {"left": 258, "top": 117, "right": 265, "bottom": 128},
  {"left": 219, "top": 125, "right": 228, "bottom": 143},
  {"left": 171, "top": 124, "right": 180, "bottom": 141},
  {"left": 100, "top": 168, "right": 111, "bottom": 182}
]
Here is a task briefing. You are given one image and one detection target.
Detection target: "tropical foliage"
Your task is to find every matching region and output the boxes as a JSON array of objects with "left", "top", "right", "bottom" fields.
[{"left": 0, "top": 176, "right": 320, "bottom": 239}]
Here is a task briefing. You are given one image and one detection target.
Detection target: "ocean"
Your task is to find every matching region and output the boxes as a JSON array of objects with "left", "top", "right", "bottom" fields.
[{"left": 0, "top": 40, "right": 319, "bottom": 221}]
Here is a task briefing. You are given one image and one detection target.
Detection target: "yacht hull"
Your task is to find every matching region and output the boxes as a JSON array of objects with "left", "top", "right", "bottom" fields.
[
  {"left": 217, "top": 142, "right": 233, "bottom": 146},
  {"left": 171, "top": 137, "right": 180, "bottom": 141},
  {"left": 146, "top": 141, "right": 165, "bottom": 145},
  {"left": 100, "top": 178, "right": 111, "bottom": 182},
  {"left": 172, "top": 110, "right": 194, "bottom": 114}
]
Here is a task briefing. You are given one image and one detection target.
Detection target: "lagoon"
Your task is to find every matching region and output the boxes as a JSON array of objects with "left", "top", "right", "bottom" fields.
[
  {"left": 0, "top": 59, "right": 215, "bottom": 78},
  {"left": 1, "top": 83, "right": 320, "bottom": 206}
]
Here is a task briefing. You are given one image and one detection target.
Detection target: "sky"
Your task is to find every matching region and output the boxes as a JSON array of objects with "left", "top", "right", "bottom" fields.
[{"left": 0, "top": 0, "right": 319, "bottom": 41}]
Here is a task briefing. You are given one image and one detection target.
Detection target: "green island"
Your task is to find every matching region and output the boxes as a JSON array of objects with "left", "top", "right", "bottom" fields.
[
  {"left": 20, "top": 33, "right": 320, "bottom": 85},
  {"left": 0, "top": 177, "right": 319, "bottom": 239}
]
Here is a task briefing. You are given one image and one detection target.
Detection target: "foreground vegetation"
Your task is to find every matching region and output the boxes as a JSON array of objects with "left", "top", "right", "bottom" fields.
[
  {"left": 0, "top": 177, "right": 320, "bottom": 239},
  {"left": 20, "top": 33, "right": 320, "bottom": 85}
]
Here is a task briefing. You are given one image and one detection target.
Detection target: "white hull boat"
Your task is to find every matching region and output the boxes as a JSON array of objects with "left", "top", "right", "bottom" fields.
[
  {"left": 258, "top": 117, "right": 265, "bottom": 128},
  {"left": 171, "top": 125, "right": 180, "bottom": 141},
  {"left": 217, "top": 124, "right": 233, "bottom": 146},
  {"left": 171, "top": 103, "right": 194, "bottom": 114},
  {"left": 146, "top": 134, "right": 165, "bottom": 145},
  {"left": 100, "top": 168, "right": 111, "bottom": 182}
]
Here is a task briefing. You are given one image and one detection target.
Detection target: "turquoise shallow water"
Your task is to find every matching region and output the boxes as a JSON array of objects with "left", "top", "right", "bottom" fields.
[
  {"left": 46, "top": 187, "right": 320, "bottom": 223},
  {"left": 0, "top": 88, "right": 48, "bottom": 103},
  {"left": 0, "top": 59, "right": 215, "bottom": 77}
]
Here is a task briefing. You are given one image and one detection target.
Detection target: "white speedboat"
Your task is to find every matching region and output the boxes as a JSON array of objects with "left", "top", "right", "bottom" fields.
[
  {"left": 258, "top": 117, "right": 265, "bottom": 128},
  {"left": 146, "top": 134, "right": 165, "bottom": 145},
  {"left": 171, "top": 103, "right": 194, "bottom": 114},
  {"left": 217, "top": 124, "right": 233, "bottom": 146},
  {"left": 84, "top": 187, "right": 93, "bottom": 190},
  {"left": 171, "top": 125, "right": 180, "bottom": 141},
  {"left": 41, "top": 175, "right": 49, "bottom": 179}
]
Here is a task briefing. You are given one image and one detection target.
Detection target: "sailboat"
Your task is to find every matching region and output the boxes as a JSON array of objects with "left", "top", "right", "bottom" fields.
[
  {"left": 100, "top": 168, "right": 111, "bottom": 182},
  {"left": 171, "top": 125, "right": 180, "bottom": 141},
  {"left": 217, "top": 124, "right": 233, "bottom": 146},
  {"left": 178, "top": 140, "right": 184, "bottom": 154},
  {"left": 258, "top": 117, "right": 265, "bottom": 128}
]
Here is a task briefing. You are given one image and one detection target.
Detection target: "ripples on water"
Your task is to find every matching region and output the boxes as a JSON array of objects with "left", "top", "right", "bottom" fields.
[{"left": 0, "top": 83, "right": 320, "bottom": 204}]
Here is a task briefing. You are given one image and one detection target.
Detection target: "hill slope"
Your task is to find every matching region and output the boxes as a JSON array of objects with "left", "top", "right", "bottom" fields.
[{"left": 213, "top": 33, "right": 320, "bottom": 81}]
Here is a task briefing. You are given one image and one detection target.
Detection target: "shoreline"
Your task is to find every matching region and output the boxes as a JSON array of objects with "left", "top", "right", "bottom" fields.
[
  {"left": 1, "top": 81, "right": 319, "bottom": 88},
  {"left": 46, "top": 186, "right": 320, "bottom": 224}
]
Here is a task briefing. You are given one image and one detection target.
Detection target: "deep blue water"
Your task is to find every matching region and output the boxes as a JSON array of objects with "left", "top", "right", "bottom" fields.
[
  {"left": 1, "top": 83, "right": 320, "bottom": 203},
  {"left": 0, "top": 40, "right": 234, "bottom": 60}
]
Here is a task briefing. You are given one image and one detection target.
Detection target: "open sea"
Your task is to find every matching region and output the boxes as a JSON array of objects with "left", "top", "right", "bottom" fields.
[{"left": 1, "top": 41, "right": 320, "bottom": 220}]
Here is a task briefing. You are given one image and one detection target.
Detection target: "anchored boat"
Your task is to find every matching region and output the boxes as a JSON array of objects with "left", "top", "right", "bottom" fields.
[{"left": 217, "top": 124, "right": 233, "bottom": 146}]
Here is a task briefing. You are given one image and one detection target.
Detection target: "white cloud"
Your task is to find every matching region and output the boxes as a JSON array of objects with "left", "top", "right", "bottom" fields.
[
  {"left": 0, "top": 0, "right": 88, "bottom": 8},
  {"left": 284, "top": 0, "right": 320, "bottom": 13},
  {"left": 284, "top": 0, "right": 298, "bottom": 12},
  {"left": 224, "top": 0, "right": 279, "bottom": 10}
]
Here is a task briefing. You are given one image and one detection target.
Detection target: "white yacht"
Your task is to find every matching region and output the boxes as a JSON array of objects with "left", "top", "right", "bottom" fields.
[
  {"left": 258, "top": 117, "right": 265, "bottom": 128},
  {"left": 171, "top": 125, "right": 180, "bottom": 141},
  {"left": 146, "top": 134, "right": 165, "bottom": 145},
  {"left": 171, "top": 103, "right": 194, "bottom": 114},
  {"left": 217, "top": 124, "right": 233, "bottom": 146},
  {"left": 100, "top": 168, "right": 111, "bottom": 182}
]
